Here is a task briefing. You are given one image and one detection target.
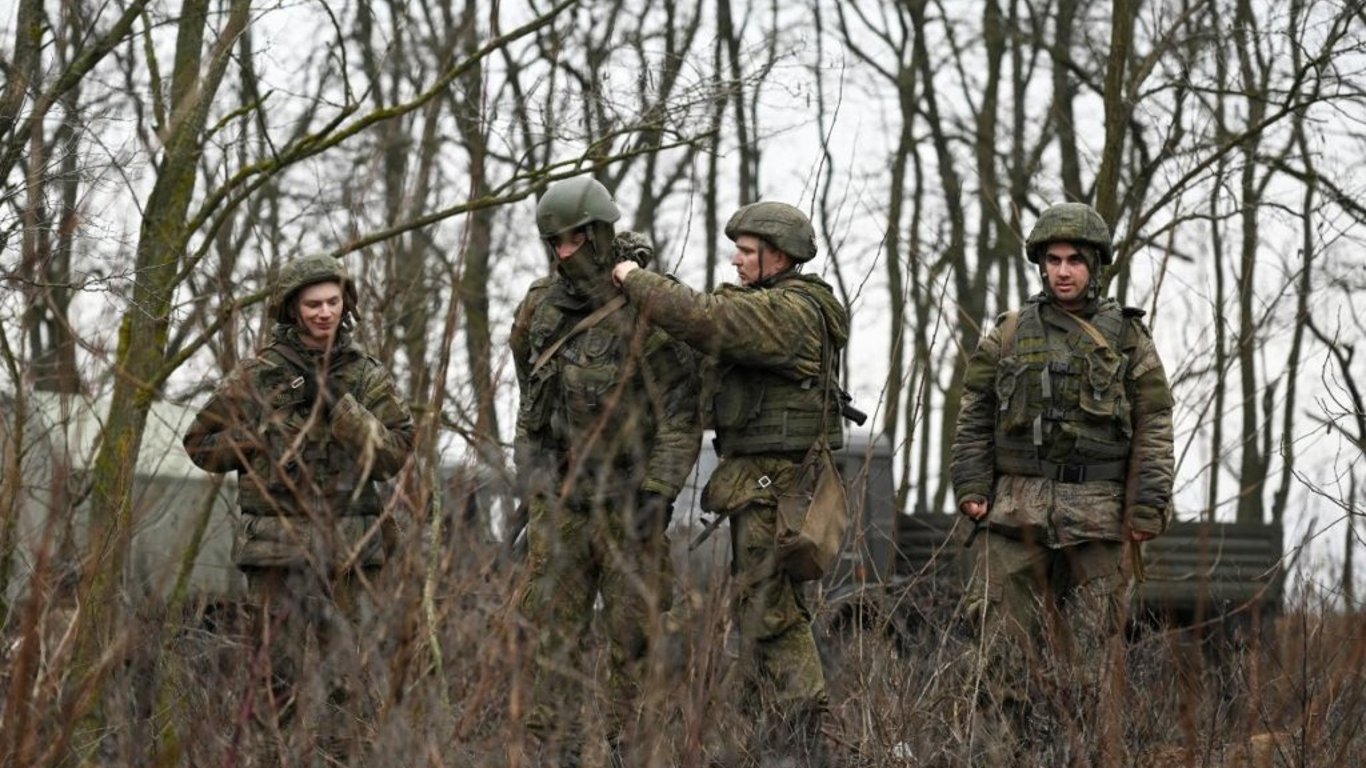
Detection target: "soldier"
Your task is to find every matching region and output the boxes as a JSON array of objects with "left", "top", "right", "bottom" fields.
[
  {"left": 950, "top": 202, "right": 1175, "bottom": 759},
  {"left": 612, "top": 201, "right": 848, "bottom": 766},
  {"left": 183, "top": 254, "right": 415, "bottom": 761},
  {"left": 510, "top": 176, "right": 702, "bottom": 767}
]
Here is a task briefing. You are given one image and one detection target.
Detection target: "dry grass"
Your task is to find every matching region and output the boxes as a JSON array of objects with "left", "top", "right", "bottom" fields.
[{"left": 1, "top": 530, "right": 1363, "bottom": 767}]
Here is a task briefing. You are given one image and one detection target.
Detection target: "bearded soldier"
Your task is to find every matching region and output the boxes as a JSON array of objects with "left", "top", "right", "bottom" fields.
[
  {"left": 950, "top": 202, "right": 1175, "bottom": 759},
  {"left": 510, "top": 176, "right": 701, "bottom": 767},
  {"left": 183, "top": 254, "right": 415, "bottom": 761},
  {"left": 612, "top": 201, "right": 849, "bottom": 766}
]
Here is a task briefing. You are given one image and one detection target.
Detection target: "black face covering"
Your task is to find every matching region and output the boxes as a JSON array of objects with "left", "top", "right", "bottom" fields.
[{"left": 556, "top": 239, "right": 617, "bottom": 306}]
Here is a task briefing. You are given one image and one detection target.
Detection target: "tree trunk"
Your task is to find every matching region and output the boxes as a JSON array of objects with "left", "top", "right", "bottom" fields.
[
  {"left": 74, "top": 0, "right": 251, "bottom": 734},
  {"left": 1233, "top": 0, "right": 1267, "bottom": 526},
  {"left": 1050, "top": 0, "right": 1083, "bottom": 201},
  {"left": 907, "top": 0, "right": 972, "bottom": 514},
  {"left": 1093, "top": 0, "right": 1133, "bottom": 225}
]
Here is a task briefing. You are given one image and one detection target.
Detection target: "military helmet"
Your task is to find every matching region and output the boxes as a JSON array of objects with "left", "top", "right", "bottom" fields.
[
  {"left": 1025, "top": 202, "right": 1113, "bottom": 265},
  {"left": 270, "top": 254, "right": 358, "bottom": 324},
  {"left": 724, "top": 201, "right": 818, "bottom": 263},
  {"left": 536, "top": 176, "right": 621, "bottom": 238}
]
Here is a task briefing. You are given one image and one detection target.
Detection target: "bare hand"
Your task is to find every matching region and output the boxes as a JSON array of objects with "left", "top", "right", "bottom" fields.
[
  {"left": 1130, "top": 529, "right": 1156, "bottom": 543},
  {"left": 612, "top": 260, "right": 639, "bottom": 287},
  {"left": 961, "top": 500, "right": 989, "bottom": 521}
]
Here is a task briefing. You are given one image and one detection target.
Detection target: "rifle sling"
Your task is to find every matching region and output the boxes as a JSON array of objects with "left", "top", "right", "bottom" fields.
[{"left": 531, "top": 294, "right": 628, "bottom": 377}]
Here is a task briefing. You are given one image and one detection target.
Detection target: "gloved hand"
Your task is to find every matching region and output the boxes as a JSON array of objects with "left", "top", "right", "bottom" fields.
[
  {"left": 632, "top": 491, "right": 674, "bottom": 541},
  {"left": 299, "top": 369, "right": 347, "bottom": 412},
  {"left": 613, "top": 231, "right": 655, "bottom": 267}
]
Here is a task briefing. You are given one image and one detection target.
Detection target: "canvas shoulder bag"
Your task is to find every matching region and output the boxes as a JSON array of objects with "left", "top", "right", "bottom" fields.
[{"left": 775, "top": 291, "right": 850, "bottom": 581}]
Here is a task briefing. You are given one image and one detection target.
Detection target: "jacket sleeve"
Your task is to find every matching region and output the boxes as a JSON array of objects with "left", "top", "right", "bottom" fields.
[
  {"left": 509, "top": 287, "right": 558, "bottom": 496},
  {"left": 183, "top": 361, "right": 264, "bottom": 473},
  {"left": 639, "top": 330, "right": 702, "bottom": 499},
  {"left": 950, "top": 323, "right": 1003, "bottom": 506},
  {"left": 1123, "top": 324, "right": 1176, "bottom": 535},
  {"left": 329, "top": 361, "right": 415, "bottom": 481},
  {"left": 620, "top": 269, "right": 827, "bottom": 380}
]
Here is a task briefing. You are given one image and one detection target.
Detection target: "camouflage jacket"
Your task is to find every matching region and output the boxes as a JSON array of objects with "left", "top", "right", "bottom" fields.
[
  {"left": 619, "top": 268, "right": 849, "bottom": 514},
  {"left": 510, "top": 271, "right": 701, "bottom": 504},
  {"left": 183, "top": 325, "right": 415, "bottom": 566},
  {"left": 951, "top": 295, "right": 1175, "bottom": 544}
]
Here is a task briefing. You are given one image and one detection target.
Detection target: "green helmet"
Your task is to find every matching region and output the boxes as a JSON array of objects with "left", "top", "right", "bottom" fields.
[
  {"left": 724, "top": 201, "right": 818, "bottom": 263},
  {"left": 1025, "top": 202, "right": 1113, "bottom": 265},
  {"left": 536, "top": 177, "right": 621, "bottom": 238},
  {"left": 270, "top": 254, "right": 358, "bottom": 324}
]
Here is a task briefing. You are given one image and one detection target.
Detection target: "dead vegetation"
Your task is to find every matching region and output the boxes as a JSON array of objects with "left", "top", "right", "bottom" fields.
[{"left": 2, "top": 533, "right": 1362, "bottom": 768}]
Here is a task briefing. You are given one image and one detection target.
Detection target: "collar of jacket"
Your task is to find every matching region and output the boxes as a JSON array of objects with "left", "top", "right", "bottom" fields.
[
  {"left": 270, "top": 322, "right": 354, "bottom": 366},
  {"left": 1030, "top": 292, "right": 1103, "bottom": 319},
  {"left": 750, "top": 266, "right": 809, "bottom": 291}
]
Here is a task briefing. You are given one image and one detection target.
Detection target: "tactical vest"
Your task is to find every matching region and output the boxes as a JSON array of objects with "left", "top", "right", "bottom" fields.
[
  {"left": 993, "top": 301, "right": 1134, "bottom": 482},
  {"left": 237, "top": 344, "right": 381, "bottom": 517},
  {"left": 711, "top": 281, "right": 844, "bottom": 457},
  {"left": 523, "top": 293, "right": 656, "bottom": 468}
]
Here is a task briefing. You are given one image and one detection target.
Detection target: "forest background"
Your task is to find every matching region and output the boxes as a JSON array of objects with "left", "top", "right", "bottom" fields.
[{"left": 3, "top": 0, "right": 1365, "bottom": 765}]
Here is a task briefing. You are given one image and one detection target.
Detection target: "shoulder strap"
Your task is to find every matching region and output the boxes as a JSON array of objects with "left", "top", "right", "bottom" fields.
[
  {"left": 268, "top": 341, "right": 361, "bottom": 373},
  {"left": 1060, "top": 311, "right": 1113, "bottom": 350},
  {"left": 531, "top": 294, "right": 628, "bottom": 377},
  {"left": 998, "top": 310, "right": 1021, "bottom": 357},
  {"left": 262, "top": 344, "right": 312, "bottom": 394},
  {"left": 791, "top": 289, "right": 839, "bottom": 434},
  {"left": 1025, "top": 302, "right": 1113, "bottom": 351}
]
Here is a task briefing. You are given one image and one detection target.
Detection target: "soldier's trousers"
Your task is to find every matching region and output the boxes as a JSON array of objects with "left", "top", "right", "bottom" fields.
[
  {"left": 245, "top": 565, "right": 379, "bottom": 763},
  {"left": 518, "top": 493, "right": 674, "bottom": 758},
  {"left": 730, "top": 501, "right": 828, "bottom": 760},
  {"left": 966, "top": 531, "right": 1130, "bottom": 762}
]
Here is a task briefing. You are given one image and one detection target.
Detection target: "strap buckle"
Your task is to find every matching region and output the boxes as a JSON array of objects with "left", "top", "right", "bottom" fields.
[
  {"left": 1055, "top": 464, "right": 1086, "bottom": 483},
  {"left": 757, "top": 475, "right": 773, "bottom": 489}
]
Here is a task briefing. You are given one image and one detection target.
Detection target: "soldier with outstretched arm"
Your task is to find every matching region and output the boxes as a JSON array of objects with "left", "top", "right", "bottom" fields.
[{"left": 612, "top": 201, "right": 850, "bottom": 766}]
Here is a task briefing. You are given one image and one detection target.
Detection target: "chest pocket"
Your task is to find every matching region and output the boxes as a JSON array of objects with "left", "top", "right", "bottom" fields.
[
  {"left": 1077, "top": 346, "right": 1132, "bottom": 436},
  {"left": 559, "top": 327, "right": 623, "bottom": 430},
  {"left": 994, "top": 355, "right": 1033, "bottom": 434},
  {"left": 712, "top": 366, "right": 764, "bottom": 430}
]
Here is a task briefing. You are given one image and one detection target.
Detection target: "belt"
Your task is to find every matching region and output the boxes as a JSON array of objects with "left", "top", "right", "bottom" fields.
[{"left": 1036, "top": 459, "right": 1127, "bottom": 483}]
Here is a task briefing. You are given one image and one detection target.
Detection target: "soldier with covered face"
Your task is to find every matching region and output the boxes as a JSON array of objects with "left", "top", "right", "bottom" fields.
[
  {"left": 950, "top": 202, "right": 1175, "bottom": 758},
  {"left": 613, "top": 201, "right": 848, "bottom": 766},
  {"left": 183, "top": 253, "right": 415, "bottom": 760},
  {"left": 510, "top": 176, "right": 701, "bottom": 767}
]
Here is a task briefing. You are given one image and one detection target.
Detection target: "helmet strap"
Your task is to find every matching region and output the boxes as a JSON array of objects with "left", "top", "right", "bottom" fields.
[{"left": 752, "top": 243, "right": 800, "bottom": 289}]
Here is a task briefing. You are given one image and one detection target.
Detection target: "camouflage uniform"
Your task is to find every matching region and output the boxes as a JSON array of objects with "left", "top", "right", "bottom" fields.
[
  {"left": 510, "top": 177, "right": 701, "bottom": 764},
  {"left": 617, "top": 202, "right": 848, "bottom": 762},
  {"left": 183, "top": 254, "right": 415, "bottom": 760},
  {"left": 950, "top": 203, "right": 1175, "bottom": 758}
]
